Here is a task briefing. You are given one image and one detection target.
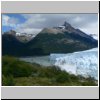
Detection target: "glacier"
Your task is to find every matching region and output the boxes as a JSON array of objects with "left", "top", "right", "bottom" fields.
[{"left": 50, "top": 48, "right": 98, "bottom": 80}]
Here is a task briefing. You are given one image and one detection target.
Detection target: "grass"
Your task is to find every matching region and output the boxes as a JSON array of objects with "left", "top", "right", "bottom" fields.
[{"left": 2, "top": 56, "right": 97, "bottom": 86}]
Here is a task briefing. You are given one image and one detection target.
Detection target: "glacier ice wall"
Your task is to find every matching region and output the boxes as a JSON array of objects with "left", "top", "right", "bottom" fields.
[{"left": 50, "top": 48, "right": 98, "bottom": 80}]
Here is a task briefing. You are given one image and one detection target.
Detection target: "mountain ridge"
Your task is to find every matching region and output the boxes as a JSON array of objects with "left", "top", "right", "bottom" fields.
[{"left": 2, "top": 21, "right": 98, "bottom": 56}]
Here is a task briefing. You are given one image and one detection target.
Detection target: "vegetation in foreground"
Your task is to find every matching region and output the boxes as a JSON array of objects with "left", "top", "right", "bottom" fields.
[{"left": 2, "top": 56, "right": 97, "bottom": 86}]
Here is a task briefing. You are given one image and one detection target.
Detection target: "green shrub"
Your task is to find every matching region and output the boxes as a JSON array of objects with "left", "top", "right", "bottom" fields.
[
  {"left": 2, "top": 56, "right": 33, "bottom": 77},
  {"left": 2, "top": 75, "right": 15, "bottom": 86},
  {"left": 55, "top": 71, "right": 71, "bottom": 83},
  {"left": 70, "top": 74, "right": 79, "bottom": 81},
  {"left": 81, "top": 81, "right": 97, "bottom": 86},
  {"left": 34, "top": 66, "right": 62, "bottom": 78}
]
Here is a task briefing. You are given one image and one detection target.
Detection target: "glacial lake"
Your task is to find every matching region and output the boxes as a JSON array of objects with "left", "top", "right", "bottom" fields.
[{"left": 19, "top": 56, "right": 53, "bottom": 67}]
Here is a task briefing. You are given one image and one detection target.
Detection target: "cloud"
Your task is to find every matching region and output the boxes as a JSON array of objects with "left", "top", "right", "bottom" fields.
[
  {"left": 17, "top": 28, "right": 41, "bottom": 35},
  {"left": 16, "top": 14, "right": 71, "bottom": 34},
  {"left": 73, "top": 16, "right": 82, "bottom": 23},
  {"left": 80, "top": 21, "right": 98, "bottom": 35},
  {"left": 2, "top": 15, "right": 19, "bottom": 28},
  {"left": 2, "top": 14, "right": 98, "bottom": 36}
]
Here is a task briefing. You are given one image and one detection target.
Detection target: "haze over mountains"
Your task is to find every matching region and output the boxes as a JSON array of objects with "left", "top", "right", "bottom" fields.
[{"left": 2, "top": 21, "right": 98, "bottom": 56}]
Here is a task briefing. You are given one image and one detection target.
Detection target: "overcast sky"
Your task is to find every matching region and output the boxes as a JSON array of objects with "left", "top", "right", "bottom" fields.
[{"left": 2, "top": 14, "right": 98, "bottom": 36}]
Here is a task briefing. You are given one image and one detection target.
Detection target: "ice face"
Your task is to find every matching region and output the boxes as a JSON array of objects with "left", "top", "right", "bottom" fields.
[{"left": 50, "top": 48, "right": 98, "bottom": 80}]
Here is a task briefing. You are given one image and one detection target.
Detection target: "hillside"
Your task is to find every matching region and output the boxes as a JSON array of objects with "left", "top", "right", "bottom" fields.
[
  {"left": 27, "top": 27, "right": 98, "bottom": 55},
  {"left": 2, "top": 34, "right": 26, "bottom": 56},
  {"left": 2, "top": 56, "right": 97, "bottom": 86}
]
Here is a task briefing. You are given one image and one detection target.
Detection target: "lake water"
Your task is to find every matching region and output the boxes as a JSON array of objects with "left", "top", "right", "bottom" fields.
[{"left": 19, "top": 56, "right": 53, "bottom": 66}]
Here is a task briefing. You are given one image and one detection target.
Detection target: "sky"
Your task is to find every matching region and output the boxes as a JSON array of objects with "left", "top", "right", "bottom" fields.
[{"left": 2, "top": 14, "right": 98, "bottom": 37}]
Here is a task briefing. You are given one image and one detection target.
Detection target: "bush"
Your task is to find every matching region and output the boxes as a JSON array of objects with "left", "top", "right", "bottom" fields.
[
  {"left": 34, "top": 66, "right": 62, "bottom": 78},
  {"left": 2, "top": 75, "right": 15, "bottom": 86},
  {"left": 81, "top": 81, "right": 97, "bottom": 86},
  {"left": 70, "top": 74, "right": 79, "bottom": 81},
  {"left": 2, "top": 56, "right": 33, "bottom": 77},
  {"left": 55, "top": 71, "right": 71, "bottom": 83}
]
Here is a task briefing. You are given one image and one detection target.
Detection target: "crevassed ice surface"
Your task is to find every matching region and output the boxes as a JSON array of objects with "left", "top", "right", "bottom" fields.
[{"left": 50, "top": 48, "right": 98, "bottom": 80}]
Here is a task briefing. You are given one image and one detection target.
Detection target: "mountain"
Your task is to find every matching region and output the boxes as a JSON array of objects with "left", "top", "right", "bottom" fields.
[
  {"left": 50, "top": 48, "right": 98, "bottom": 80},
  {"left": 2, "top": 33, "right": 26, "bottom": 56},
  {"left": 89, "top": 34, "right": 98, "bottom": 40},
  {"left": 27, "top": 22, "right": 98, "bottom": 55},
  {"left": 2, "top": 21, "right": 98, "bottom": 56},
  {"left": 3, "top": 30, "right": 16, "bottom": 36}
]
